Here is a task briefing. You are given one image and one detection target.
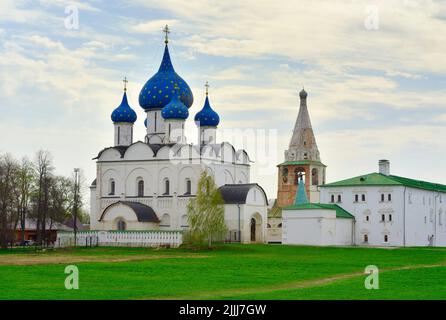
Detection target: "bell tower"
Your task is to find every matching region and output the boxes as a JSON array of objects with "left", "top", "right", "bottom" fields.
[{"left": 276, "top": 88, "right": 326, "bottom": 206}]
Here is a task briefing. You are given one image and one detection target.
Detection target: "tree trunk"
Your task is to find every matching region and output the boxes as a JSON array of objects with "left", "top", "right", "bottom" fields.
[{"left": 20, "top": 209, "right": 26, "bottom": 245}]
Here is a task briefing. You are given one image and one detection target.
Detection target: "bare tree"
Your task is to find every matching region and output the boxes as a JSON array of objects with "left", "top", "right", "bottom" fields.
[
  {"left": 34, "top": 150, "right": 54, "bottom": 245},
  {"left": 13, "top": 157, "right": 34, "bottom": 245},
  {"left": 0, "top": 154, "right": 19, "bottom": 248},
  {"left": 48, "top": 176, "right": 74, "bottom": 231}
]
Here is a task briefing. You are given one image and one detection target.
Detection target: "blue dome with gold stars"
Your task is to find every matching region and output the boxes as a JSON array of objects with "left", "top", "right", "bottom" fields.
[
  {"left": 111, "top": 92, "right": 137, "bottom": 123},
  {"left": 194, "top": 95, "right": 220, "bottom": 127},
  {"left": 161, "top": 94, "right": 189, "bottom": 120},
  {"left": 139, "top": 45, "right": 193, "bottom": 110}
]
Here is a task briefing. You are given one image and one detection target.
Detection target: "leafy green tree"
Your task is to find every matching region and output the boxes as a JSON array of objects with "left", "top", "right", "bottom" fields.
[{"left": 186, "top": 170, "right": 227, "bottom": 248}]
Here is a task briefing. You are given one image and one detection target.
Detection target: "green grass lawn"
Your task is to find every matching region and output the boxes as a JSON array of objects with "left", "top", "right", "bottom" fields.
[{"left": 0, "top": 244, "right": 445, "bottom": 300}]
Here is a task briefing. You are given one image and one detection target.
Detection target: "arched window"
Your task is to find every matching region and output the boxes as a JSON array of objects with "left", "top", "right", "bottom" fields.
[
  {"left": 381, "top": 194, "right": 385, "bottom": 202},
  {"left": 181, "top": 214, "right": 189, "bottom": 228},
  {"left": 109, "top": 179, "right": 115, "bottom": 195},
  {"left": 137, "top": 179, "right": 144, "bottom": 197},
  {"left": 364, "top": 234, "right": 368, "bottom": 243},
  {"left": 160, "top": 214, "right": 171, "bottom": 227},
  {"left": 337, "top": 195, "right": 342, "bottom": 203},
  {"left": 282, "top": 167, "right": 288, "bottom": 183},
  {"left": 361, "top": 194, "right": 366, "bottom": 202},
  {"left": 311, "top": 168, "right": 318, "bottom": 185},
  {"left": 355, "top": 194, "right": 359, "bottom": 202},
  {"left": 330, "top": 195, "right": 335, "bottom": 203},
  {"left": 388, "top": 194, "right": 392, "bottom": 201},
  {"left": 117, "top": 220, "right": 126, "bottom": 231},
  {"left": 185, "top": 178, "right": 191, "bottom": 195},
  {"left": 384, "top": 234, "right": 389, "bottom": 243},
  {"left": 294, "top": 167, "right": 305, "bottom": 185},
  {"left": 164, "top": 178, "right": 170, "bottom": 195}
]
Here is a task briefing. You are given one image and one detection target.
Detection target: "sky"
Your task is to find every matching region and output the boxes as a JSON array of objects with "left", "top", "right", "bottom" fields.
[{"left": 1, "top": 0, "right": 446, "bottom": 205}]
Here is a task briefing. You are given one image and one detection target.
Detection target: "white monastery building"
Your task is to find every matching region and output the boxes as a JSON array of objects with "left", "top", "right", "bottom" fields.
[
  {"left": 278, "top": 90, "right": 446, "bottom": 247},
  {"left": 89, "top": 27, "right": 268, "bottom": 244}
]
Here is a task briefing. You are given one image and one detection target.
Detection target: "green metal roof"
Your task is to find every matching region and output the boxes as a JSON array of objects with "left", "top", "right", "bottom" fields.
[
  {"left": 283, "top": 203, "right": 355, "bottom": 219},
  {"left": 320, "top": 172, "right": 446, "bottom": 193},
  {"left": 277, "top": 160, "right": 326, "bottom": 167}
]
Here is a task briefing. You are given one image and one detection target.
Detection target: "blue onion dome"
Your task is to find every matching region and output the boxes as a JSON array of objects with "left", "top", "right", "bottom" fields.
[
  {"left": 161, "top": 94, "right": 189, "bottom": 120},
  {"left": 194, "top": 90, "right": 220, "bottom": 127},
  {"left": 139, "top": 44, "right": 194, "bottom": 111},
  {"left": 111, "top": 91, "right": 137, "bottom": 123},
  {"left": 144, "top": 118, "right": 148, "bottom": 128}
]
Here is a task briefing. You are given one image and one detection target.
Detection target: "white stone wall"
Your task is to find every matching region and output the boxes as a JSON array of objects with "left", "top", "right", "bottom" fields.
[
  {"left": 267, "top": 217, "right": 282, "bottom": 243},
  {"left": 199, "top": 127, "right": 217, "bottom": 145},
  {"left": 165, "top": 119, "right": 185, "bottom": 143},
  {"left": 56, "top": 230, "right": 182, "bottom": 248},
  {"left": 114, "top": 123, "right": 133, "bottom": 146},
  {"left": 146, "top": 110, "right": 166, "bottom": 136},
  {"left": 320, "top": 186, "right": 446, "bottom": 247},
  {"left": 282, "top": 209, "right": 354, "bottom": 246}
]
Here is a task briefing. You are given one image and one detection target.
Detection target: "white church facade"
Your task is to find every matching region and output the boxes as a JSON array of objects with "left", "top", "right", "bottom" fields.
[{"left": 89, "top": 28, "right": 268, "bottom": 244}]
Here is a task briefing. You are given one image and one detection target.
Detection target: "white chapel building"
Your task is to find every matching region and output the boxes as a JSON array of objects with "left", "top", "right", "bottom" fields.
[{"left": 89, "top": 29, "right": 268, "bottom": 244}]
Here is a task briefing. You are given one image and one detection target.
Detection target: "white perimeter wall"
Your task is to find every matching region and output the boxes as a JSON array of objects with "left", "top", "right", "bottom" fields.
[{"left": 282, "top": 209, "right": 353, "bottom": 246}]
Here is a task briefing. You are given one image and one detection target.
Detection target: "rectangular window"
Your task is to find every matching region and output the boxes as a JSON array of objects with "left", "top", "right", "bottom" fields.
[
  {"left": 154, "top": 112, "right": 157, "bottom": 131},
  {"left": 355, "top": 194, "right": 358, "bottom": 202},
  {"left": 117, "top": 126, "right": 120, "bottom": 145},
  {"left": 361, "top": 194, "right": 366, "bottom": 202},
  {"left": 388, "top": 194, "right": 392, "bottom": 201},
  {"left": 381, "top": 214, "right": 385, "bottom": 222},
  {"left": 389, "top": 214, "right": 392, "bottom": 222},
  {"left": 384, "top": 235, "right": 388, "bottom": 243},
  {"left": 381, "top": 194, "right": 385, "bottom": 202}
]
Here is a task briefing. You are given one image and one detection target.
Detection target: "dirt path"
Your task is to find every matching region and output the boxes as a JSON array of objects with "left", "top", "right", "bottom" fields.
[
  {"left": 0, "top": 254, "right": 208, "bottom": 266},
  {"left": 144, "top": 262, "right": 446, "bottom": 300}
]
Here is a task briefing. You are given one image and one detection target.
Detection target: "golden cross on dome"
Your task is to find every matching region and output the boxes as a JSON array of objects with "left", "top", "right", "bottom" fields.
[
  {"left": 163, "top": 25, "right": 170, "bottom": 44},
  {"left": 123, "top": 77, "right": 128, "bottom": 92},
  {"left": 205, "top": 81, "right": 210, "bottom": 96}
]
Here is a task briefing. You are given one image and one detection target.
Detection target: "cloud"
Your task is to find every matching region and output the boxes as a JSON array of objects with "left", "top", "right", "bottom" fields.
[
  {"left": 130, "top": 19, "right": 178, "bottom": 34},
  {"left": 128, "top": 0, "right": 446, "bottom": 75},
  {"left": 1, "top": 0, "right": 446, "bottom": 201},
  {"left": 38, "top": 0, "right": 101, "bottom": 12}
]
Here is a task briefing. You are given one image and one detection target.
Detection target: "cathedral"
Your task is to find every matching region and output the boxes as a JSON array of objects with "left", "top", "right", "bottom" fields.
[{"left": 89, "top": 27, "right": 268, "bottom": 244}]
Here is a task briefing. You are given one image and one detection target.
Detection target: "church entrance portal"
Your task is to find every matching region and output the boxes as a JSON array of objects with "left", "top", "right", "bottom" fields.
[{"left": 250, "top": 218, "right": 256, "bottom": 242}]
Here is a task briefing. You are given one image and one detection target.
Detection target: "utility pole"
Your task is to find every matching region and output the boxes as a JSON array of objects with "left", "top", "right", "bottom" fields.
[{"left": 73, "top": 168, "right": 80, "bottom": 247}]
